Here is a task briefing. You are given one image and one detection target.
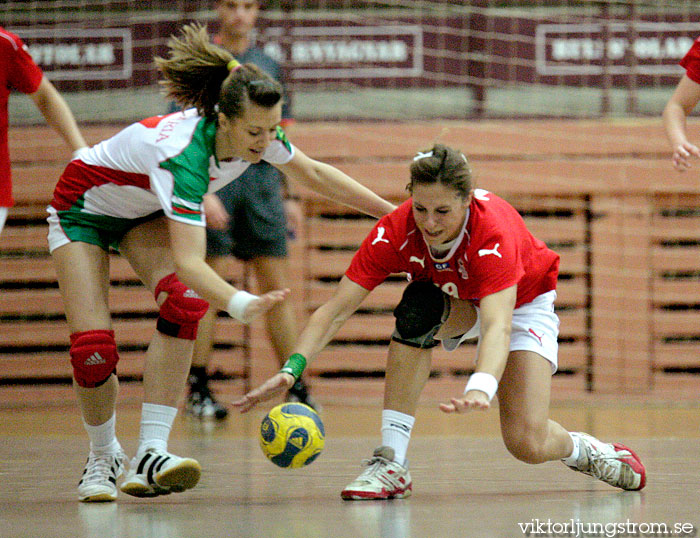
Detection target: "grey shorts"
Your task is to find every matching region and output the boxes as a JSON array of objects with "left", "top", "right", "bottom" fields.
[{"left": 207, "top": 162, "right": 288, "bottom": 261}]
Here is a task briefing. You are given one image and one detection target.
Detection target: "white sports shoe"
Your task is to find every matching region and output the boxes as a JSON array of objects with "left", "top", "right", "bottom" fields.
[
  {"left": 564, "top": 432, "right": 646, "bottom": 491},
  {"left": 78, "top": 449, "right": 126, "bottom": 502},
  {"left": 341, "top": 446, "right": 412, "bottom": 500},
  {"left": 120, "top": 448, "right": 201, "bottom": 498}
]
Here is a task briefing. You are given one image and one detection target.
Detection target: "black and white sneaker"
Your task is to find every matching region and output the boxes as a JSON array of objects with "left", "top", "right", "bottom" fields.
[
  {"left": 186, "top": 385, "right": 229, "bottom": 420},
  {"left": 78, "top": 449, "right": 126, "bottom": 502},
  {"left": 120, "top": 448, "right": 201, "bottom": 498}
]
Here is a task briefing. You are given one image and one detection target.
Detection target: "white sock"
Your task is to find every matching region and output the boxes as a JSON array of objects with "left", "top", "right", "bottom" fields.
[
  {"left": 137, "top": 403, "right": 177, "bottom": 456},
  {"left": 562, "top": 432, "right": 580, "bottom": 466},
  {"left": 83, "top": 414, "right": 120, "bottom": 454},
  {"left": 381, "top": 409, "right": 415, "bottom": 466}
]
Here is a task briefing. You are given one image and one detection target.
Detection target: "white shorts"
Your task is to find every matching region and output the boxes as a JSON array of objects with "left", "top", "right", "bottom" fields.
[{"left": 438, "top": 290, "right": 560, "bottom": 374}]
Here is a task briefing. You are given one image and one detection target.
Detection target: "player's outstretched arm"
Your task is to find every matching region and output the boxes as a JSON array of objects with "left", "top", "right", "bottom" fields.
[
  {"left": 167, "top": 218, "right": 289, "bottom": 322},
  {"left": 277, "top": 148, "right": 396, "bottom": 219},
  {"left": 234, "top": 372, "right": 295, "bottom": 413},
  {"left": 439, "top": 285, "right": 516, "bottom": 414},
  {"left": 233, "top": 276, "right": 370, "bottom": 412}
]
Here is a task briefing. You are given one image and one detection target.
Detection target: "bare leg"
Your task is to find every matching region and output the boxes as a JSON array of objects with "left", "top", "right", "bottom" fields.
[
  {"left": 383, "top": 340, "right": 433, "bottom": 415},
  {"left": 498, "top": 350, "right": 573, "bottom": 464},
  {"left": 52, "top": 241, "right": 115, "bottom": 426},
  {"left": 190, "top": 256, "right": 228, "bottom": 370},
  {"left": 143, "top": 334, "right": 195, "bottom": 406},
  {"left": 120, "top": 217, "right": 194, "bottom": 409}
]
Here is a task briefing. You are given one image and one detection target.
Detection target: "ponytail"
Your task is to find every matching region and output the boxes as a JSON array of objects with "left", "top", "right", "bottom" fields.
[{"left": 156, "top": 23, "right": 283, "bottom": 120}]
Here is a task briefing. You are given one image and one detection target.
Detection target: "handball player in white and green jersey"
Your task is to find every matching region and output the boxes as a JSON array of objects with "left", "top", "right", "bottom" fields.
[{"left": 49, "top": 23, "right": 394, "bottom": 503}]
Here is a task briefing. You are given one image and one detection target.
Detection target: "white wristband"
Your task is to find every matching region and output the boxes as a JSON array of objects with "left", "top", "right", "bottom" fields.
[
  {"left": 226, "top": 290, "right": 258, "bottom": 322},
  {"left": 464, "top": 372, "right": 499, "bottom": 402}
]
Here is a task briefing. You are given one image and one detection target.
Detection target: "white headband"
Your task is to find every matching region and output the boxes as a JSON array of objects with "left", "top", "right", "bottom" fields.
[{"left": 413, "top": 150, "right": 433, "bottom": 161}]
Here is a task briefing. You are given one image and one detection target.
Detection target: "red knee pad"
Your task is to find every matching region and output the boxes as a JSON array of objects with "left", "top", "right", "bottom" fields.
[
  {"left": 154, "top": 273, "right": 209, "bottom": 340},
  {"left": 70, "top": 330, "right": 119, "bottom": 388}
]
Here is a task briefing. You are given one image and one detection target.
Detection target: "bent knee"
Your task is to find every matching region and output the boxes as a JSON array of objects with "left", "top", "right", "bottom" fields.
[
  {"left": 154, "top": 273, "right": 209, "bottom": 340},
  {"left": 503, "top": 427, "right": 549, "bottom": 464}
]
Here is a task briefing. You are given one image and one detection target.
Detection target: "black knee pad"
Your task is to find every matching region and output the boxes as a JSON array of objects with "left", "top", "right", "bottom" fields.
[{"left": 391, "top": 281, "right": 450, "bottom": 348}]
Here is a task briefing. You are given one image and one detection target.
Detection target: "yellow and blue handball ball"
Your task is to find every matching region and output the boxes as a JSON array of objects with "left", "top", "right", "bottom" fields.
[{"left": 259, "top": 402, "right": 325, "bottom": 468}]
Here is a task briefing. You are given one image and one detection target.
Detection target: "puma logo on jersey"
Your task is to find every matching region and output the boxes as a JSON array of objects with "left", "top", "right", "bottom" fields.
[
  {"left": 84, "top": 352, "right": 106, "bottom": 366},
  {"left": 409, "top": 256, "right": 425, "bottom": 268},
  {"left": 478, "top": 243, "right": 502, "bottom": 258},
  {"left": 372, "top": 227, "right": 390, "bottom": 245}
]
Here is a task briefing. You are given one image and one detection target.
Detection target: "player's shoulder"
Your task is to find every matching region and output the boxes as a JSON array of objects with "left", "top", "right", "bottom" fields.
[
  {"left": 471, "top": 189, "right": 516, "bottom": 215},
  {"left": 136, "top": 110, "right": 211, "bottom": 146},
  {"left": 365, "top": 200, "right": 411, "bottom": 247},
  {"left": 0, "top": 27, "right": 23, "bottom": 52},
  {"left": 469, "top": 190, "right": 523, "bottom": 238},
  {"left": 378, "top": 199, "right": 411, "bottom": 229},
  {"left": 681, "top": 36, "right": 700, "bottom": 64}
]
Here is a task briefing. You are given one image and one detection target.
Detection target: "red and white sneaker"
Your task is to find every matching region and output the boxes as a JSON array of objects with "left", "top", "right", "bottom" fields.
[
  {"left": 564, "top": 432, "right": 646, "bottom": 491},
  {"left": 341, "top": 446, "right": 412, "bottom": 500}
]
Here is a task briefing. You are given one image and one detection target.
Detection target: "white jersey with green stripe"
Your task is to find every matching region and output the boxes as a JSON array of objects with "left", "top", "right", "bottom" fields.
[{"left": 51, "top": 108, "right": 294, "bottom": 225}]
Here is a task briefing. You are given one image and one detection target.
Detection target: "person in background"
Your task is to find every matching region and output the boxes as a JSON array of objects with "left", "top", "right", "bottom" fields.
[
  {"left": 186, "top": 0, "right": 315, "bottom": 420},
  {"left": 663, "top": 35, "right": 700, "bottom": 171},
  {"left": 0, "top": 26, "right": 87, "bottom": 235}
]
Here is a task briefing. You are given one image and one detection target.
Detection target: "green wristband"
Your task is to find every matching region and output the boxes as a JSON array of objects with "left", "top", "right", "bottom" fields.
[{"left": 280, "top": 353, "right": 307, "bottom": 381}]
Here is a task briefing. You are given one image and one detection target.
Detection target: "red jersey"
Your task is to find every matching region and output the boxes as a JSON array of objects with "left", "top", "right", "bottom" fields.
[
  {"left": 346, "top": 190, "right": 560, "bottom": 308},
  {"left": 1, "top": 27, "right": 43, "bottom": 207},
  {"left": 680, "top": 36, "right": 700, "bottom": 84}
]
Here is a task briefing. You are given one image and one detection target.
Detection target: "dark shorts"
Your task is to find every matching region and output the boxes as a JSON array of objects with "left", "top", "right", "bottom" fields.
[{"left": 206, "top": 162, "right": 288, "bottom": 261}]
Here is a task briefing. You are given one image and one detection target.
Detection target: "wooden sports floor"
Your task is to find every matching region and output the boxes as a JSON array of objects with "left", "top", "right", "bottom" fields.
[{"left": 1, "top": 381, "right": 698, "bottom": 538}]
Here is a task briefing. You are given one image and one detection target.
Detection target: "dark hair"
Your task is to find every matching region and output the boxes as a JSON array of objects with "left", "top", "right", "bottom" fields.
[
  {"left": 155, "top": 23, "right": 283, "bottom": 119},
  {"left": 407, "top": 144, "right": 473, "bottom": 199}
]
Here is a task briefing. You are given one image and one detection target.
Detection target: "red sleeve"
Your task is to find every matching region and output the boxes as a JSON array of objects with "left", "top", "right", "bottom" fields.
[
  {"left": 345, "top": 221, "right": 405, "bottom": 291},
  {"left": 1, "top": 29, "right": 43, "bottom": 94},
  {"left": 680, "top": 37, "right": 700, "bottom": 84}
]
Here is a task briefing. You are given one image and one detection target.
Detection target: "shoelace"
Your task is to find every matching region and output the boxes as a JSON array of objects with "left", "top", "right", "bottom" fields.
[
  {"left": 357, "top": 456, "right": 388, "bottom": 480},
  {"left": 83, "top": 453, "right": 118, "bottom": 484},
  {"left": 584, "top": 446, "right": 629, "bottom": 485}
]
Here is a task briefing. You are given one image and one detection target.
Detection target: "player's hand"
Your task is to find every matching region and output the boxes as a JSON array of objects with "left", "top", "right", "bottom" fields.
[
  {"left": 203, "top": 194, "right": 230, "bottom": 230},
  {"left": 241, "top": 288, "right": 290, "bottom": 323},
  {"left": 439, "top": 390, "right": 491, "bottom": 413},
  {"left": 672, "top": 141, "right": 700, "bottom": 171},
  {"left": 233, "top": 372, "right": 295, "bottom": 413}
]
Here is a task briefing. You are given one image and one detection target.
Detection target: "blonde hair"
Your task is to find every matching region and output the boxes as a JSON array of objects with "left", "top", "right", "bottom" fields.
[{"left": 156, "top": 23, "right": 282, "bottom": 119}]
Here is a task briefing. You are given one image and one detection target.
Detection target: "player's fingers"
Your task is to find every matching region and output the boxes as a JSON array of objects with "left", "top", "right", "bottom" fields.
[
  {"left": 439, "top": 402, "right": 457, "bottom": 413},
  {"left": 231, "top": 396, "right": 255, "bottom": 413}
]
